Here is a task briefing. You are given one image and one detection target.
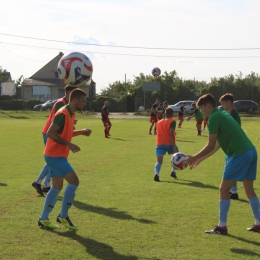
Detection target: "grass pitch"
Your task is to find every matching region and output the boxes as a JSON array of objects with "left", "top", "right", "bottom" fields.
[{"left": 1, "top": 111, "right": 260, "bottom": 259}]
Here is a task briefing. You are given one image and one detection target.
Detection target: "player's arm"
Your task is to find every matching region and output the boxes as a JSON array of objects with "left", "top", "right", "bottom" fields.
[
  {"left": 170, "top": 122, "right": 178, "bottom": 153},
  {"left": 73, "top": 129, "right": 92, "bottom": 137},
  {"left": 185, "top": 134, "right": 218, "bottom": 166}
]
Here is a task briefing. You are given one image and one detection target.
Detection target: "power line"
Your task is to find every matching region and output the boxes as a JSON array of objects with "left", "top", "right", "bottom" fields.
[
  {"left": 1, "top": 41, "right": 260, "bottom": 60},
  {"left": 1, "top": 32, "right": 260, "bottom": 51}
]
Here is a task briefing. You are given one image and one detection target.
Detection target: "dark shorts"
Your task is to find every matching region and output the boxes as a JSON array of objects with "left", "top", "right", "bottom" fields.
[
  {"left": 178, "top": 115, "right": 184, "bottom": 120},
  {"left": 102, "top": 120, "right": 111, "bottom": 127},
  {"left": 150, "top": 116, "right": 158, "bottom": 123},
  {"left": 196, "top": 119, "right": 203, "bottom": 125}
]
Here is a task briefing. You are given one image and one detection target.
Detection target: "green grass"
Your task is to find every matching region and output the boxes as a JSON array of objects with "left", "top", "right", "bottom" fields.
[{"left": 1, "top": 111, "right": 260, "bottom": 259}]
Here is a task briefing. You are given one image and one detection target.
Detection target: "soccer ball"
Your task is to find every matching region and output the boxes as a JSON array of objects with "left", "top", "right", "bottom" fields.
[
  {"left": 58, "top": 52, "right": 93, "bottom": 87},
  {"left": 151, "top": 67, "right": 161, "bottom": 77},
  {"left": 139, "top": 106, "right": 145, "bottom": 111},
  {"left": 171, "top": 152, "right": 188, "bottom": 170}
]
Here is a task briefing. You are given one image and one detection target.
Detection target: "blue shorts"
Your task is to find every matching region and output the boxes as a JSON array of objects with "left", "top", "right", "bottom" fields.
[
  {"left": 44, "top": 155, "right": 74, "bottom": 177},
  {"left": 223, "top": 148, "right": 257, "bottom": 181},
  {"left": 156, "top": 145, "right": 178, "bottom": 156}
]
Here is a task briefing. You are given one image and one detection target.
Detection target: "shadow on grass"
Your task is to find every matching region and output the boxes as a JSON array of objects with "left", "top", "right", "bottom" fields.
[
  {"left": 162, "top": 179, "right": 219, "bottom": 190},
  {"left": 176, "top": 140, "right": 196, "bottom": 143},
  {"left": 44, "top": 229, "right": 160, "bottom": 260},
  {"left": 230, "top": 248, "right": 260, "bottom": 257},
  {"left": 0, "top": 183, "right": 7, "bottom": 186},
  {"left": 108, "top": 137, "right": 130, "bottom": 141},
  {"left": 1, "top": 111, "right": 29, "bottom": 119},
  {"left": 72, "top": 200, "right": 156, "bottom": 224}
]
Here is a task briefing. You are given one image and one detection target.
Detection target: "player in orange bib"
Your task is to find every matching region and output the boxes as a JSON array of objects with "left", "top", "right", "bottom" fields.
[
  {"left": 154, "top": 107, "right": 178, "bottom": 182},
  {"left": 38, "top": 88, "right": 92, "bottom": 229}
]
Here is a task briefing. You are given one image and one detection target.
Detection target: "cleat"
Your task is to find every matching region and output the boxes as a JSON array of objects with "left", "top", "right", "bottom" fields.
[
  {"left": 170, "top": 171, "right": 177, "bottom": 179},
  {"left": 57, "top": 215, "right": 78, "bottom": 230},
  {"left": 32, "top": 181, "right": 44, "bottom": 196},
  {"left": 230, "top": 192, "right": 239, "bottom": 200},
  {"left": 148, "top": 132, "right": 152, "bottom": 135},
  {"left": 42, "top": 186, "right": 51, "bottom": 194},
  {"left": 178, "top": 126, "right": 181, "bottom": 128},
  {"left": 38, "top": 219, "right": 59, "bottom": 229},
  {"left": 154, "top": 174, "right": 160, "bottom": 182},
  {"left": 154, "top": 132, "right": 157, "bottom": 135},
  {"left": 247, "top": 224, "right": 260, "bottom": 232},
  {"left": 105, "top": 136, "right": 109, "bottom": 138},
  {"left": 107, "top": 133, "right": 111, "bottom": 136},
  {"left": 205, "top": 226, "right": 227, "bottom": 235}
]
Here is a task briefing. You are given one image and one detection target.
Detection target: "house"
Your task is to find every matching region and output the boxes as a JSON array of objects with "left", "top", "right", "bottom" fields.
[
  {"left": 0, "top": 72, "right": 13, "bottom": 96},
  {"left": 21, "top": 52, "right": 96, "bottom": 101}
]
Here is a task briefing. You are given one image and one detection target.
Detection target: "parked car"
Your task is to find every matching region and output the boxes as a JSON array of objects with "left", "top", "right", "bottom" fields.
[
  {"left": 168, "top": 100, "right": 195, "bottom": 113},
  {"left": 218, "top": 100, "right": 259, "bottom": 112},
  {"left": 40, "top": 100, "right": 57, "bottom": 111},
  {"left": 34, "top": 103, "right": 43, "bottom": 111}
]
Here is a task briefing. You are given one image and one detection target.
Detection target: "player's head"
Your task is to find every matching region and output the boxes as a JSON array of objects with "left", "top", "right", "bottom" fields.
[
  {"left": 197, "top": 94, "right": 216, "bottom": 108},
  {"left": 163, "top": 101, "right": 168, "bottom": 107},
  {"left": 104, "top": 101, "right": 109, "bottom": 107},
  {"left": 69, "top": 88, "right": 86, "bottom": 111},
  {"left": 64, "top": 85, "right": 77, "bottom": 99},
  {"left": 159, "top": 103, "right": 163, "bottom": 107},
  {"left": 219, "top": 93, "right": 234, "bottom": 112},
  {"left": 165, "top": 107, "right": 174, "bottom": 118},
  {"left": 182, "top": 102, "right": 186, "bottom": 106},
  {"left": 191, "top": 103, "right": 196, "bottom": 108},
  {"left": 155, "top": 98, "right": 161, "bottom": 104}
]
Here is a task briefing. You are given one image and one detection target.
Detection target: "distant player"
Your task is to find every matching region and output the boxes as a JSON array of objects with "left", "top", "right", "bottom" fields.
[
  {"left": 149, "top": 98, "right": 160, "bottom": 135},
  {"left": 187, "top": 103, "right": 204, "bottom": 135},
  {"left": 203, "top": 117, "right": 209, "bottom": 131},
  {"left": 38, "top": 88, "right": 92, "bottom": 229},
  {"left": 101, "top": 101, "right": 112, "bottom": 138},
  {"left": 154, "top": 107, "right": 178, "bottom": 182},
  {"left": 219, "top": 93, "right": 241, "bottom": 200},
  {"left": 184, "top": 93, "right": 260, "bottom": 235},
  {"left": 157, "top": 103, "right": 164, "bottom": 121},
  {"left": 32, "top": 85, "right": 76, "bottom": 195},
  {"left": 177, "top": 102, "right": 186, "bottom": 128}
]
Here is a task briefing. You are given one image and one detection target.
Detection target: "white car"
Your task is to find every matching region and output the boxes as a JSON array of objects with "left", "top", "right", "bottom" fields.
[{"left": 168, "top": 100, "right": 195, "bottom": 113}]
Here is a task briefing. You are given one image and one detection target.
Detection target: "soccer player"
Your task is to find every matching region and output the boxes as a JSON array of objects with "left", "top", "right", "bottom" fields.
[
  {"left": 187, "top": 103, "right": 204, "bottom": 136},
  {"left": 154, "top": 107, "right": 178, "bottom": 182},
  {"left": 219, "top": 93, "right": 241, "bottom": 200},
  {"left": 32, "top": 85, "right": 76, "bottom": 195},
  {"left": 157, "top": 103, "right": 164, "bottom": 121},
  {"left": 149, "top": 98, "right": 160, "bottom": 135},
  {"left": 177, "top": 102, "right": 186, "bottom": 128},
  {"left": 101, "top": 101, "right": 112, "bottom": 138},
  {"left": 38, "top": 88, "right": 92, "bottom": 229},
  {"left": 184, "top": 93, "right": 260, "bottom": 235},
  {"left": 202, "top": 117, "right": 209, "bottom": 131}
]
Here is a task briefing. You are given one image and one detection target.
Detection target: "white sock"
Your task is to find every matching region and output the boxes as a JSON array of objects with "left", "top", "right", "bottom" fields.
[{"left": 218, "top": 221, "right": 227, "bottom": 227}]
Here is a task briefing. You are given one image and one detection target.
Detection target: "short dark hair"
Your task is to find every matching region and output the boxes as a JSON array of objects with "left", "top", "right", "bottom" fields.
[
  {"left": 165, "top": 107, "right": 173, "bottom": 117},
  {"left": 219, "top": 93, "right": 234, "bottom": 103},
  {"left": 69, "top": 88, "right": 86, "bottom": 102},
  {"left": 197, "top": 93, "right": 217, "bottom": 108},
  {"left": 64, "top": 85, "right": 77, "bottom": 93}
]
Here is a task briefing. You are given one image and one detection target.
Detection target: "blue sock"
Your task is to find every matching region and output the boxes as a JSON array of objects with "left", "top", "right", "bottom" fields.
[
  {"left": 154, "top": 162, "right": 162, "bottom": 175},
  {"left": 60, "top": 184, "right": 78, "bottom": 219},
  {"left": 230, "top": 185, "right": 238, "bottom": 193},
  {"left": 44, "top": 173, "right": 51, "bottom": 187},
  {"left": 219, "top": 200, "right": 230, "bottom": 226},
  {"left": 40, "top": 188, "right": 60, "bottom": 220},
  {"left": 37, "top": 164, "right": 49, "bottom": 182},
  {"left": 249, "top": 197, "right": 260, "bottom": 221}
]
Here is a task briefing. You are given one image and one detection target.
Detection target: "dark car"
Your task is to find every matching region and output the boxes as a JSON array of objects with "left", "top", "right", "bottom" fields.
[
  {"left": 218, "top": 100, "right": 259, "bottom": 112},
  {"left": 40, "top": 100, "right": 57, "bottom": 111}
]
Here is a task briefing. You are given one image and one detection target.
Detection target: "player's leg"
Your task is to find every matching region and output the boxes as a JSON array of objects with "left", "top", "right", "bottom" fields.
[
  {"left": 178, "top": 116, "right": 183, "bottom": 128},
  {"left": 154, "top": 122, "right": 157, "bottom": 135},
  {"left": 154, "top": 155, "right": 163, "bottom": 182},
  {"left": 230, "top": 182, "right": 239, "bottom": 200},
  {"left": 107, "top": 121, "right": 112, "bottom": 136},
  {"left": 38, "top": 175, "right": 63, "bottom": 229},
  {"left": 32, "top": 164, "right": 48, "bottom": 195},
  {"left": 205, "top": 179, "right": 234, "bottom": 235},
  {"left": 57, "top": 171, "right": 79, "bottom": 230},
  {"left": 43, "top": 172, "right": 51, "bottom": 194},
  {"left": 170, "top": 146, "right": 178, "bottom": 179},
  {"left": 149, "top": 122, "right": 154, "bottom": 135}
]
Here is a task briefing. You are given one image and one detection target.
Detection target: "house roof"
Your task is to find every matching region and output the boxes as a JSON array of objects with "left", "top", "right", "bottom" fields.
[
  {"left": 23, "top": 78, "right": 66, "bottom": 87},
  {"left": 0, "top": 72, "right": 12, "bottom": 81}
]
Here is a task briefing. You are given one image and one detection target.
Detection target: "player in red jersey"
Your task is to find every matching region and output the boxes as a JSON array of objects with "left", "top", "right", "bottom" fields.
[
  {"left": 177, "top": 102, "right": 186, "bottom": 128},
  {"left": 149, "top": 98, "right": 160, "bottom": 135},
  {"left": 157, "top": 103, "right": 164, "bottom": 121},
  {"left": 102, "top": 101, "right": 112, "bottom": 138},
  {"left": 203, "top": 117, "right": 209, "bottom": 131}
]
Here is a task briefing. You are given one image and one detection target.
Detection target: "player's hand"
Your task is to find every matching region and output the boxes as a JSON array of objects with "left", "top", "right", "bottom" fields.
[
  {"left": 82, "top": 129, "right": 92, "bottom": 136},
  {"left": 188, "top": 159, "right": 202, "bottom": 169},
  {"left": 182, "top": 155, "right": 195, "bottom": 169},
  {"left": 68, "top": 143, "right": 81, "bottom": 153}
]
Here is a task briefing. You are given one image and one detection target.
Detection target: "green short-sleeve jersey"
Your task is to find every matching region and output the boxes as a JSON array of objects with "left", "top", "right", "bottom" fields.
[
  {"left": 230, "top": 109, "right": 241, "bottom": 126},
  {"left": 53, "top": 105, "right": 74, "bottom": 134},
  {"left": 195, "top": 107, "right": 203, "bottom": 121},
  {"left": 209, "top": 109, "right": 254, "bottom": 157}
]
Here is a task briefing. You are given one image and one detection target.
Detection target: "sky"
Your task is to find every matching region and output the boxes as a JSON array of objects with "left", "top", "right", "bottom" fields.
[{"left": 1, "top": 0, "right": 260, "bottom": 93}]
